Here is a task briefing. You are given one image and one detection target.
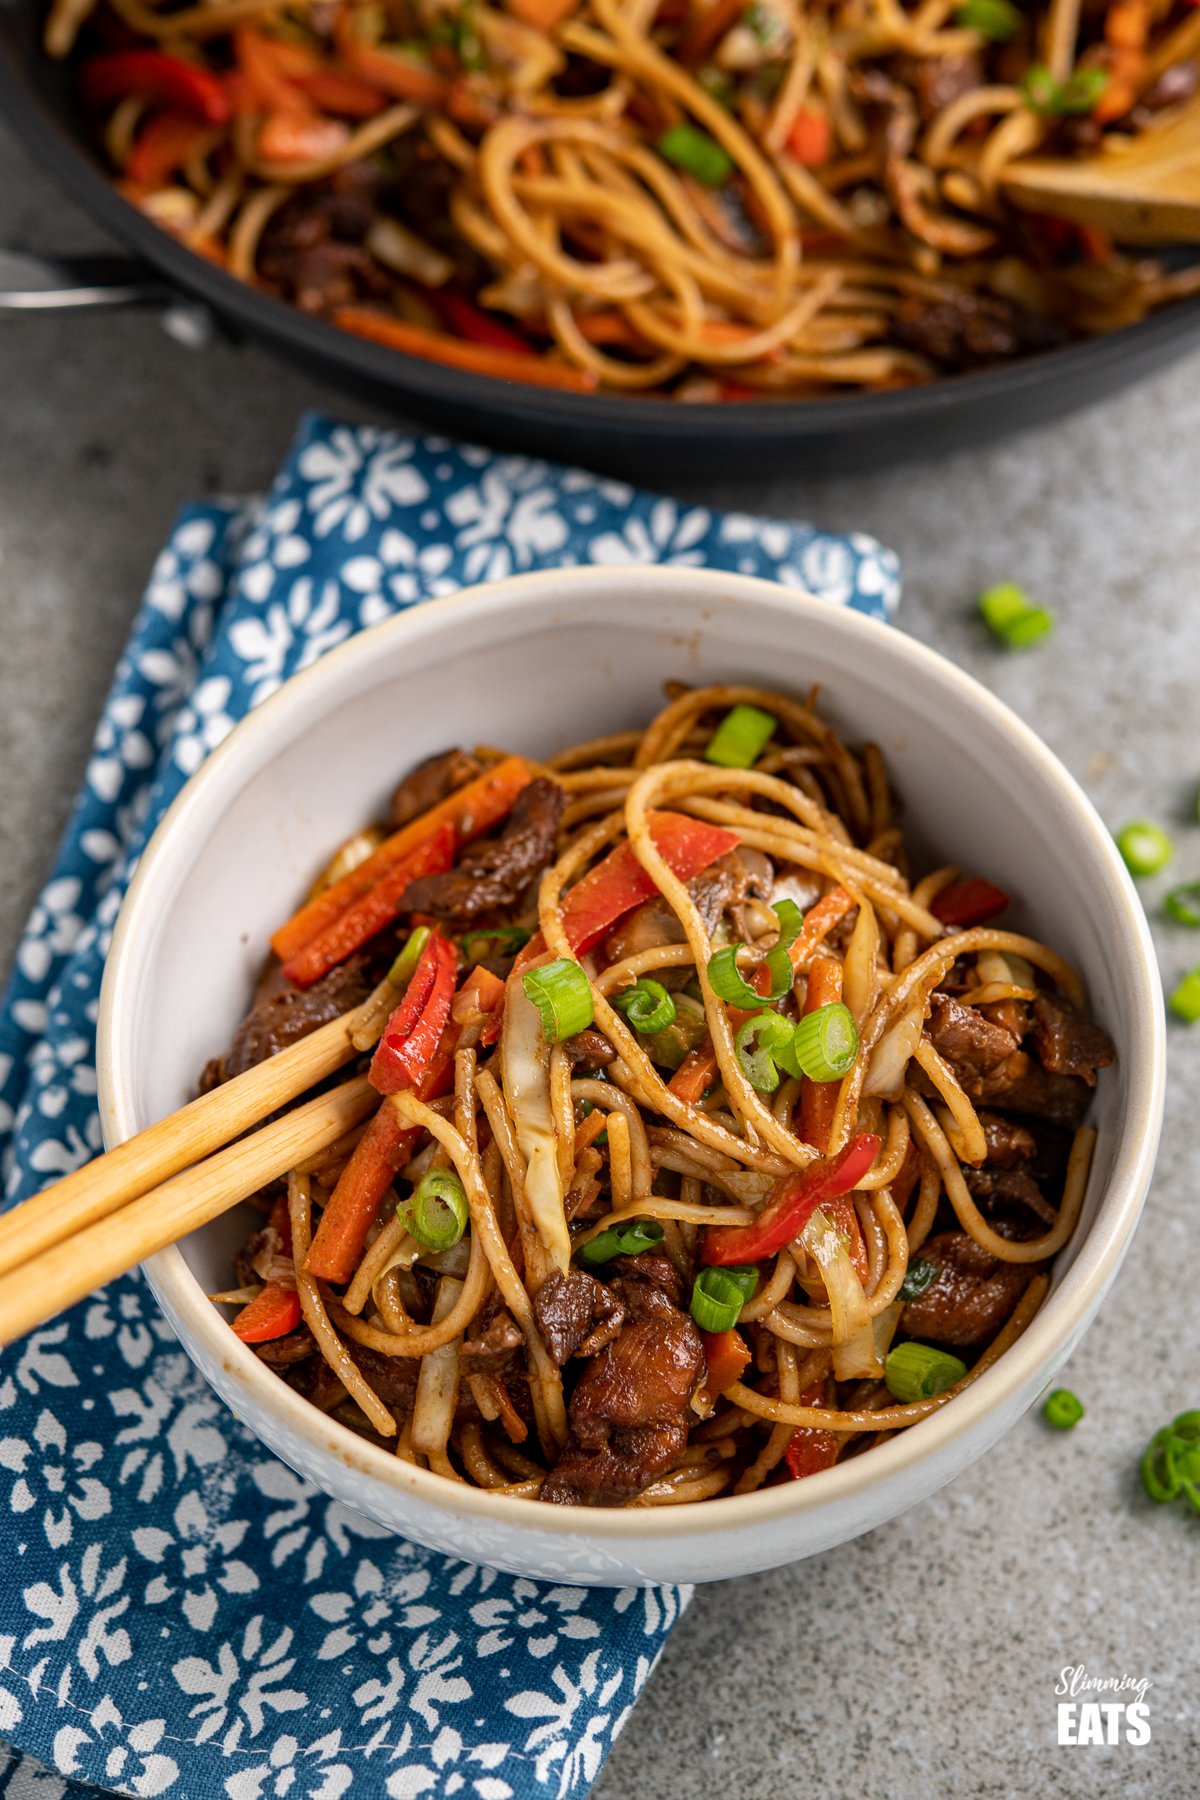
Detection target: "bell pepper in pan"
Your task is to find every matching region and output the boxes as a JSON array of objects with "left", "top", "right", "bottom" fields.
[
  {"left": 701, "top": 1130, "right": 880, "bottom": 1267},
  {"left": 81, "top": 51, "right": 231, "bottom": 124}
]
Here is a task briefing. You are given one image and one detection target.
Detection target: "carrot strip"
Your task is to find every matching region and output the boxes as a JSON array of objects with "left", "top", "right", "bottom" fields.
[
  {"left": 788, "top": 886, "right": 855, "bottom": 970},
  {"left": 701, "top": 1327, "right": 751, "bottom": 1395},
  {"left": 331, "top": 307, "right": 599, "bottom": 392},
  {"left": 272, "top": 755, "right": 533, "bottom": 964},
  {"left": 796, "top": 956, "right": 843, "bottom": 1154},
  {"left": 231, "top": 1282, "right": 301, "bottom": 1342},
  {"left": 281, "top": 822, "right": 456, "bottom": 988},
  {"left": 505, "top": 0, "right": 581, "bottom": 29}
]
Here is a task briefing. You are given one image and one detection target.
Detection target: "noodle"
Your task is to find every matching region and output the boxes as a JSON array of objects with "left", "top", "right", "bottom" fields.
[{"left": 209, "top": 677, "right": 1110, "bottom": 1508}]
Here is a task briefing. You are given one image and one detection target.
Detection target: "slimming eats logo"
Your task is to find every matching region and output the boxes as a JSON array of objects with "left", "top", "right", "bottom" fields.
[{"left": 1056, "top": 1666, "right": 1152, "bottom": 1745}]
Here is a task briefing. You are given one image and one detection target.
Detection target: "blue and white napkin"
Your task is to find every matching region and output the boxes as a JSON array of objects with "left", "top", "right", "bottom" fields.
[{"left": 0, "top": 414, "right": 899, "bottom": 1800}]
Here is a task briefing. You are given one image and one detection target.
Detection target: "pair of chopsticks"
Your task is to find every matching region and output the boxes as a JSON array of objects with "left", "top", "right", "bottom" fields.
[{"left": 0, "top": 996, "right": 388, "bottom": 1348}]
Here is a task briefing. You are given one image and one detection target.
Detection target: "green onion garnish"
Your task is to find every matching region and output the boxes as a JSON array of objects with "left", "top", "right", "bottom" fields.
[
  {"left": 735, "top": 1010, "right": 795, "bottom": 1093},
  {"left": 1022, "top": 62, "right": 1109, "bottom": 116},
  {"left": 777, "top": 1001, "right": 859, "bottom": 1083},
  {"left": 898, "top": 1257, "right": 938, "bottom": 1301},
  {"left": 978, "top": 581, "right": 1055, "bottom": 649},
  {"left": 657, "top": 122, "right": 734, "bottom": 187},
  {"left": 578, "top": 1219, "right": 665, "bottom": 1266},
  {"left": 1168, "top": 967, "right": 1200, "bottom": 1023},
  {"left": 389, "top": 925, "right": 431, "bottom": 987},
  {"left": 884, "top": 1341, "right": 967, "bottom": 1402},
  {"left": 690, "top": 1266, "right": 750, "bottom": 1332},
  {"left": 1140, "top": 1410, "right": 1200, "bottom": 1510},
  {"left": 460, "top": 924, "right": 531, "bottom": 961},
  {"left": 1164, "top": 881, "right": 1200, "bottom": 925},
  {"left": 1116, "top": 821, "right": 1173, "bottom": 878},
  {"left": 522, "top": 958, "right": 593, "bottom": 1042},
  {"left": 954, "top": 0, "right": 1021, "bottom": 39},
  {"left": 1043, "top": 1388, "right": 1085, "bottom": 1431},
  {"left": 707, "top": 899, "right": 803, "bottom": 1006},
  {"left": 612, "top": 978, "right": 676, "bottom": 1035},
  {"left": 705, "top": 703, "right": 777, "bottom": 770},
  {"left": 405, "top": 1168, "right": 469, "bottom": 1252}
]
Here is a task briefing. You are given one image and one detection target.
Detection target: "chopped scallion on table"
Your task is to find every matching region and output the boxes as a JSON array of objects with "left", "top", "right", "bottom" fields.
[
  {"left": 1140, "top": 1411, "right": 1200, "bottom": 1510},
  {"left": 1168, "top": 967, "right": 1200, "bottom": 1023},
  {"left": 705, "top": 703, "right": 777, "bottom": 768},
  {"left": 1164, "top": 881, "right": 1200, "bottom": 927},
  {"left": 1115, "top": 821, "right": 1173, "bottom": 877},
  {"left": 979, "top": 581, "right": 1055, "bottom": 649},
  {"left": 1043, "top": 1388, "right": 1085, "bottom": 1430}
]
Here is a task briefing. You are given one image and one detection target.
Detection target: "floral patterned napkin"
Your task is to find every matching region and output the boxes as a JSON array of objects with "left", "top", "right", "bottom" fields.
[{"left": 0, "top": 413, "right": 899, "bottom": 1800}]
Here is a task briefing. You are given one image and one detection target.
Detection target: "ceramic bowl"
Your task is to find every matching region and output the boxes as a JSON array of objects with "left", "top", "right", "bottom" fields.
[{"left": 96, "top": 566, "right": 1165, "bottom": 1586}]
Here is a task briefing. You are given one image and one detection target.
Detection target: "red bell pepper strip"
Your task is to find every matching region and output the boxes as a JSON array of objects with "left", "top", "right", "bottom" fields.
[
  {"left": 81, "top": 51, "right": 231, "bottom": 124},
  {"left": 305, "top": 1034, "right": 457, "bottom": 1284},
  {"left": 701, "top": 1130, "right": 880, "bottom": 1267},
  {"left": 796, "top": 956, "right": 843, "bottom": 1156},
  {"left": 517, "top": 812, "right": 739, "bottom": 969},
  {"left": 701, "top": 1327, "right": 751, "bottom": 1395},
  {"left": 787, "top": 107, "right": 832, "bottom": 167},
  {"left": 293, "top": 70, "right": 388, "bottom": 117},
  {"left": 930, "top": 877, "right": 1010, "bottom": 929},
  {"left": 126, "top": 113, "right": 217, "bottom": 186},
  {"left": 437, "top": 293, "right": 535, "bottom": 356},
  {"left": 281, "top": 820, "right": 456, "bottom": 988},
  {"left": 370, "top": 932, "right": 458, "bottom": 1095},
  {"left": 231, "top": 1282, "right": 302, "bottom": 1342},
  {"left": 272, "top": 755, "right": 533, "bottom": 964},
  {"left": 784, "top": 1381, "right": 840, "bottom": 1479}
]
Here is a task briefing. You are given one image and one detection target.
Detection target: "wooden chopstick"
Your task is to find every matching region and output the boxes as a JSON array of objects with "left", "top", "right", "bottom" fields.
[
  {"left": 0, "top": 990, "right": 387, "bottom": 1282},
  {"left": 0, "top": 1075, "right": 377, "bottom": 1349}
]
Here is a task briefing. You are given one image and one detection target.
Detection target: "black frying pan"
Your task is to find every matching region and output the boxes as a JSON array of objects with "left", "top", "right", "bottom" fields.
[{"left": 3, "top": 0, "right": 1199, "bottom": 476}]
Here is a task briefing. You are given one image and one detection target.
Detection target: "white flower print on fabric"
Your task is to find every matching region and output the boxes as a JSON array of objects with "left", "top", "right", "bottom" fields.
[{"left": 0, "top": 413, "right": 899, "bottom": 1799}]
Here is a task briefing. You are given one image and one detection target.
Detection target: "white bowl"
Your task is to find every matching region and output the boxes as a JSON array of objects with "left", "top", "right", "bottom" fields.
[{"left": 97, "top": 567, "right": 1165, "bottom": 1587}]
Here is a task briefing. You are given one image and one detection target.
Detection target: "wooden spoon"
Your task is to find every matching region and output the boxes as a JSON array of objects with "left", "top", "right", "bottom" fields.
[{"left": 1002, "top": 96, "right": 1200, "bottom": 244}]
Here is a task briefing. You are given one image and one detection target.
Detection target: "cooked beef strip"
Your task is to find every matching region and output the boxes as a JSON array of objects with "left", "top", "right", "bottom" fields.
[
  {"left": 254, "top": 1326, "right": 315, "bottom": 1368},
  {"left": 965, "top": 1052, "right": 1093, "bottom": 1127},
  {"left": 979, "top": 1112, "right": 1038, "bottom": 1168},
  {"left": 927, "top": 992, "right": 1019, "bottom": 1079},
  {"left": 965, "top": 1166, "right": 1056, "bottom": 1228},
  {"left": 603, "top": 848, "right": 773, "bottom": 962},
  {"left": 201, "top": 957, "right": 374, "bottom": 1090},
  {"left": 564, "top": 1028, "right": 617, "bottom": 1071},
  {"left": 389, "top": 747, "right": 483, "bottom": 830},
  {"left": 893, "top": 50, "right": 983, "bottom": 122},
  {"left": 533, "top": 1270, "right": 624, "bottom": 1366},
  {"left": 1030, "top": 993, "right": 1115, "bottom": 1086},
  {"left": 894, "top": 291, "right": 1067, "bottom": 372},
  {"left": 541, "top": 1256, "right": 703, "bottom": 1506},
  {"left": 901, "top": 1229, "right": 1038, "bottom": 1347},
  {"left": 401, "top": 776, "right": 564, "bottom": 921}
]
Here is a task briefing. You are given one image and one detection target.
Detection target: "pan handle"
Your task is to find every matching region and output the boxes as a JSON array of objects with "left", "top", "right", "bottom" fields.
[{"left": 0, "top": 249, "right": 220, "bottom": 348}]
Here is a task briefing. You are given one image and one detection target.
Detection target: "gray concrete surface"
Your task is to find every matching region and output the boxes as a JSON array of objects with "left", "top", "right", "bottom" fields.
[{"left": 1, "top": 117, "right": 1197, "bottom": 1800}]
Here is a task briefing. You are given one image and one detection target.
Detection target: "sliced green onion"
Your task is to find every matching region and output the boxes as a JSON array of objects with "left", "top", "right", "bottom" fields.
[
  {"left": 522, "top": 958, "right": 593, "bottom": 1042},
  {"left": 1140, "top": 1414, "right": 1200, "bottom": 1505},
  {"left": 578, "top": 1219, "right": 665, "bottom": 1266},
  {"left": 705, "top": 703, "right": 777, "bottom": 770},
  {"left": 720, "top": 1265, "right": 760, "bottom": 1304},
  {"left": 884, "top": 1340, "right": 967, "bottom": 1402},
  {"left": 978, "top": 581, "right": 1055, "bottom": 649},
  {"left": 954, "top": 0, "right": 1021, "bottom": 39},
  {"left": 612, "top": 978, "right": 676, "bottom": 1035},
  {"left": 644, "top": 995, "right": 709, "bottom": 1070},
  {"left": 657, "top": 122, "right": 734, "bottom": 187},
  {"left": 898, "top": 1257, "right": 938, "bottom": 1301},
  {"left": 1166, "top": 881, "right": 1200, "bottom": 927},
  {"left": 708, "top": 899, "right": 803, "bottom": 1006},
  {"left": 735, "top": 1010, "right": 795, "bottom": 1093},
  {"left": 690, "top": 1267, "right": 749, "bottom": 1332},
  {"left": 460, "top": 924, "right": 531, "bottom": 961},
  {"left": 1169, "top": 967, "right": 1200, "bottom": 1023},
  {"left": 777, "top": 1002, "right": 859, "bottom": 1083},
  {"left": 1022, "top": 62, "right": 1109, "bottom": 117},
  {"left": 1043, "top": 1388, "right": 1085, "bottom": 1430},
  {"left": 405, "top": 1168, "right": 468, "bottom": 1252},
  {"left": 389, "top": 925, "right": 431, "bottom": 986},
  {"left": 1116, "top": 820, "right": 1173, "bottom": 878}
]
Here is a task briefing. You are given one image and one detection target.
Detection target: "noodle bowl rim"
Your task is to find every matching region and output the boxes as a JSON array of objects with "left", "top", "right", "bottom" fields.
[{"left": 97, "top": 565, "right": 1164, "bottom": 1544}]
